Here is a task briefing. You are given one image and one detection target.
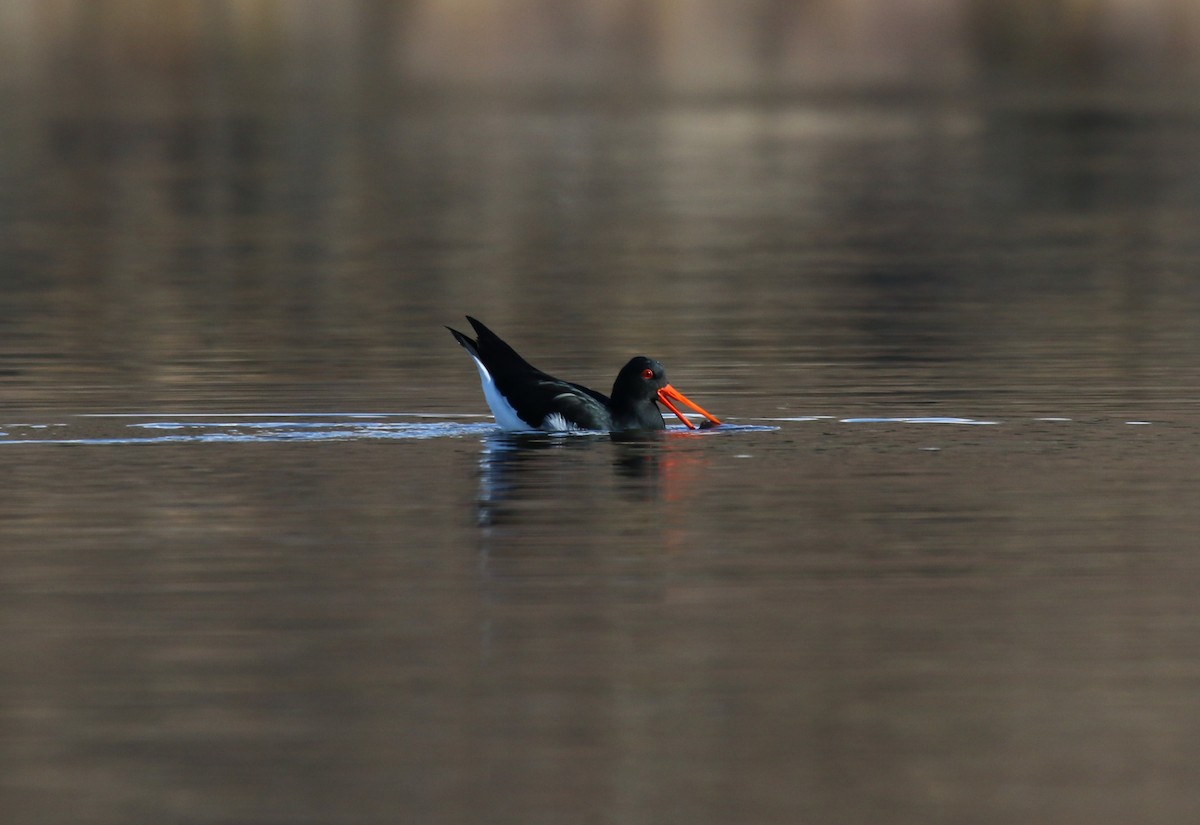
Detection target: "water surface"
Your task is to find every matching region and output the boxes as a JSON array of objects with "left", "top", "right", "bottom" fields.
[{"left": 3, "top": 20, "right": 1200, "bottom": 825}]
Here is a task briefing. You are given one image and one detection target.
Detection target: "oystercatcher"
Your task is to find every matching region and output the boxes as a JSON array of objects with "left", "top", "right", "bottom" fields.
[{"left": 447, "top": 316, "right": 721, "bottom": 432}]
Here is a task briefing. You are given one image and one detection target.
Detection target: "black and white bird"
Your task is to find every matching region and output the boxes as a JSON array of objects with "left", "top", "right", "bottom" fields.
[{"left": 447, "top": 316, "right": 721, "bottom": 433}]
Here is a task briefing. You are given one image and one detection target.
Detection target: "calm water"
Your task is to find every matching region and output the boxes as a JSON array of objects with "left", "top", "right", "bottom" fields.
[{"left": 5, "top": 63, "right": 1200, "bottom": 825}]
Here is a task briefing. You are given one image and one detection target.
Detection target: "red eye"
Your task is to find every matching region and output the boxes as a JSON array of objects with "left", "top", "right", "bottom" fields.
[{"left": 641, "top": 368, "right": 654, "bottom": 380}]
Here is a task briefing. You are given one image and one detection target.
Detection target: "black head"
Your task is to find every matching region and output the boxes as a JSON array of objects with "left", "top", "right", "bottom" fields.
[
  {"left": 610, "top": 355, "right": 723, "bottom": 432},
  {"left": 611, "top": 356, "right": 668, "bottom": 402},
  {"left": 606, "top": 357, "right": 670, "bottom": 430}
]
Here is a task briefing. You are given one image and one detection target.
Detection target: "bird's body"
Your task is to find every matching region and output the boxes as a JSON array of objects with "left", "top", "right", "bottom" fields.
[{"left": 447, "top": 316, "right": 721, "bottom": 433}]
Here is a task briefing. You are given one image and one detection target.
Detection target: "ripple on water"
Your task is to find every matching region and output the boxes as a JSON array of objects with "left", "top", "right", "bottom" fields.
[
  {"left": 121, "top": 420, "right": 502, "bottom": 443},
  {"left": 0, "top": 414, "right": 779, "bottom": 445},
  {"left": 0, "top": 415, "right": 498, "bottom": 445},
  {"left": 839, "top": 417, "right": 1001, "bottom": 425}
]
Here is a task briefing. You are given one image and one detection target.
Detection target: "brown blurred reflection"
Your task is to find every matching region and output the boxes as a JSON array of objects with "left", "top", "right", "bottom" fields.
[
  {"left": 2, "top": 1, "right": 1200, "bottom": 100},
  {"left": 3, "top": 5, "right": 1200, "bottom": 825}
]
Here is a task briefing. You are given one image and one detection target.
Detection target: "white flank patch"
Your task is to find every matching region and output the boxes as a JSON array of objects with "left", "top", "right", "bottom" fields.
[
  {"left": 466, "top": 354, "right": 534, "bottom": 431},
  {"left": 541, "top": 412, "right": 581, "bottom": 433}
]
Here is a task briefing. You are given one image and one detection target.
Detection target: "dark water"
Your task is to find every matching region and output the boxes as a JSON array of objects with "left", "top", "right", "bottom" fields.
[{"left": 5, "top": 38, "right": 1200, "bottom": 825}]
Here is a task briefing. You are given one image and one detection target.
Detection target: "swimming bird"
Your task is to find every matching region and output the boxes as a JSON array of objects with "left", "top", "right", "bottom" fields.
[{"left": 447, "top": 316, "right": 721, "bottom": 432}]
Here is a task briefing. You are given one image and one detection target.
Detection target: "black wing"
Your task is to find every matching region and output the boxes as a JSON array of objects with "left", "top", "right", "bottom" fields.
[
  {"left": 449, "top": 317, "right": 614, "bottom": 430},
  {"left": 533, "top": 377, "right": 614, "bottom": 430}
]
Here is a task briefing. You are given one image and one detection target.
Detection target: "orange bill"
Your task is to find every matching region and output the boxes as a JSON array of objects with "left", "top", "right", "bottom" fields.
[{"left": 656, "top": 384, "right": 722, "bottom": 430}]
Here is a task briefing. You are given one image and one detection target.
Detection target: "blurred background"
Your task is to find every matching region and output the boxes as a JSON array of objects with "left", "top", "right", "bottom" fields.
[
  {"left": 4, "top": 4, "right": 1200, "bottom": 825},
  {"left": 5, "top": 0, "right": 1200, "bottom": 98},
  {"left": 2, "top": 0, "right": 1199, "bottom": 412}
]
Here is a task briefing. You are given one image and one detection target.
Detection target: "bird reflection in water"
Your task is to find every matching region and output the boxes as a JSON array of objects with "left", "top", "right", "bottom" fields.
[
  {"left": 471, "top": 430, "right": 712, "bottom": 662},
  {"left": 476, "top": 429, "right": 708, "bottom": 530}
]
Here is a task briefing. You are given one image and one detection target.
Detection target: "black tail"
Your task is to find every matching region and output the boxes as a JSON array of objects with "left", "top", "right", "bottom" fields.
[
  {"left": 456, "top": 316, "right": 540, "bottom": 374},
  {"left": 446, "top": 325, "right": 480, "bottom": 359}
]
